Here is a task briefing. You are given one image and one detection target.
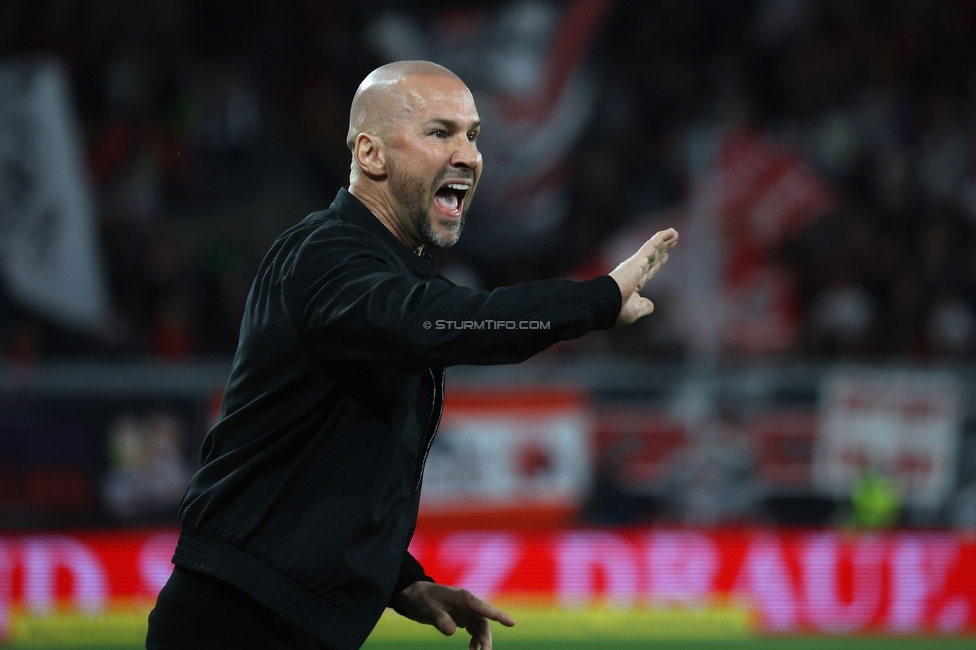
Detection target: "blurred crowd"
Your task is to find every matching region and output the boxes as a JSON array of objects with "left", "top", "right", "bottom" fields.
[{"left": 1, "top": 0, "right": 975, "bottom": 361}]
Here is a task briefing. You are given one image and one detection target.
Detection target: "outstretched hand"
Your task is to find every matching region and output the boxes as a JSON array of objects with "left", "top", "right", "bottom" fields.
[
  {"left": 396, "top": 581, "right": 515, "bottom": 650},
  {"left": 609, "top": 228, "right": 678, "bottom": 326}
]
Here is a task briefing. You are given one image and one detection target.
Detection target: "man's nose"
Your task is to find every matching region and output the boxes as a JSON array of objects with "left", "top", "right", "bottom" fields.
[{"left": 451, "top": 138, "right": 482, "bottom": 170}]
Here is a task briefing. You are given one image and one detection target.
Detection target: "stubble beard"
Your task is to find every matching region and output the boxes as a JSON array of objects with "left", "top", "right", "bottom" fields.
[{"left": 388, "top": 159, "right": 467, "bottom": 249}]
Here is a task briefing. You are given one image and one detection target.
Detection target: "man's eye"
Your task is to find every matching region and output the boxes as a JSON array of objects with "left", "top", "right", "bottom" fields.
[
  {"left": 467, "top": 132, "right": 478, "bottom": 142},
  {"left": 431, "top": 130, "right": 446, "bottom": 138}
]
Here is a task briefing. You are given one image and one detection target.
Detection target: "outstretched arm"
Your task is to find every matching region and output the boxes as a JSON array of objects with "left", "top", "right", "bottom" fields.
[{"left": 395, "top": 581, "right": 516, "bottom": 650}]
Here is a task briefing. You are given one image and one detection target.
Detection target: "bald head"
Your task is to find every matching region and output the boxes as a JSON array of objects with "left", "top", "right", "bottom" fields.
[
  {"left": 346, "top": 61, "right": 466, "bottom": 152},
  {"left": 345, "top": 60, "right": 482, "bottom": 252}
]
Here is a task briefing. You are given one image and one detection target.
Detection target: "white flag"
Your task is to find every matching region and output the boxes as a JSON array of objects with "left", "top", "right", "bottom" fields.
[{"left": 0, "top": 56, "right": 108, "bottom": 331}]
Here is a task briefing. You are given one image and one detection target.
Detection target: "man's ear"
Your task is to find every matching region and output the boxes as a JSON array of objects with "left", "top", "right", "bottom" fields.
[{"left": 353, "top": 133, "right": 387, "bottom": 177}]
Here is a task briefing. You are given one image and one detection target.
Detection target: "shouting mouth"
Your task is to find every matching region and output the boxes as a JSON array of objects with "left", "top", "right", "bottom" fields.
[{"left": 433, "top": 181, "right": 471, "bottom": 218}]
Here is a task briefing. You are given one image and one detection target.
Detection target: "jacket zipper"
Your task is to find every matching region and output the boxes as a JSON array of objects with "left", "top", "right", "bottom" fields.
[{"left": 416, "top": 367, "right": 444, "bottom": 490}]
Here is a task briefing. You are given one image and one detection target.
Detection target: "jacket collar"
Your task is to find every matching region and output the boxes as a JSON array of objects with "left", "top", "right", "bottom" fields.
[{"left": 329, "top": 187, "right": 436, "bottom": 276}]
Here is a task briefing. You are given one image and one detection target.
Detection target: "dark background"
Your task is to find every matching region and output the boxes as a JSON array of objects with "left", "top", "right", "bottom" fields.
[
  {"left": 1, "top": 0, "right": 975, "bottom": 531},
  {"left": 1, "top": 0, "right": 973, "bottom": 361}
]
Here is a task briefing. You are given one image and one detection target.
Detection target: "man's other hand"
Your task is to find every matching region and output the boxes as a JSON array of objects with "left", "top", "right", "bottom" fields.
[
  {"left": 396, "top": 581, "right": 516, "bottom": 650},
  {"left": 609, "top": 228, "right": 678, "bottom": 326}
]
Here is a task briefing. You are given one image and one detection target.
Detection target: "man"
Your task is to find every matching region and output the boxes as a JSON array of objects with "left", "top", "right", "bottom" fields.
[{"left": 146, "top": 60, "right": 677, "bottom": 650}]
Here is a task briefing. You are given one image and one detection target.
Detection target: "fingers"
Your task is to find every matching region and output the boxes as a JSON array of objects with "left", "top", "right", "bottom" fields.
[
  {"left": 627, "top": 231, "right": 677, "bottom": 285},
  {"left": 639, "top": 227, "right": 678, "bottom": 253},
  {"left": 636, "top": 252, "right": 669, "bottom": 293},
  {"left": 643, "top": 252, "right": 669, "bottom": 283},
  {"left": 466, "top": 616, "right": 491, "bottom": 650},
  {"left": 456, "top": 594, "right": 510, "bottom": 650},
  {"left": 415, "top": 584, "right": 515, "bottom": 643},
  {"left": 611, "top": 231, "right": 675, "bottom": 297},
  {"left": 634, "top": 296, "right": 654, "bottom": 317},
  {"left": 652, "top": 227, "right": 679, "bottom": 248},
  {"left": 432, "top": 609, "right": 457, "bottom": 637},
  {"left": 611, "top": 228, "right": 676, "bottom": 327},
  {"left": 458, "top": 591, "right": 515, "bottom": 627},
  {"left": 615, "top": 295, "right": 654, "bottom": 327}
]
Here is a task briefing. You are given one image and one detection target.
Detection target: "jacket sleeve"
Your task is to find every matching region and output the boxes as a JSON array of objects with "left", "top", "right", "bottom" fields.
[
  {"left": 282, "top": 224, "right": 621, "bottom": 367},
  {"left": 387, "top": 550, "right": 434, "bottom": 613}
]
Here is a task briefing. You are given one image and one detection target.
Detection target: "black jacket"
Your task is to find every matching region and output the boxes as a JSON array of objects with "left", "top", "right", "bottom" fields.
[{"left": 172, "top": 188, "right": 621, "bottom": 649}]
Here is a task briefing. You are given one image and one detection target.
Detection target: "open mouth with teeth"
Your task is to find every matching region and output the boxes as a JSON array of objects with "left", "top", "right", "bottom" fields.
[{"left": 433, "top": 182, "right": 470, "bottom": 218}]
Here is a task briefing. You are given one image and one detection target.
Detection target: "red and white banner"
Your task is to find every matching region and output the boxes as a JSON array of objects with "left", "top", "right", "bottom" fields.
[
  {"left": 815, "top": 370, "right": 963, "bottom": 507},
  {"left": 419, "top": 388, "right": 592, "bottom": 527},
  {"left": 0, "top": 528, "right": 974, "bottom": 643}
]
